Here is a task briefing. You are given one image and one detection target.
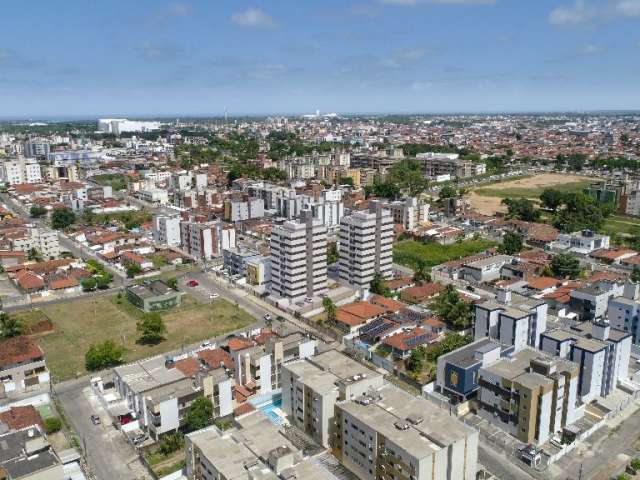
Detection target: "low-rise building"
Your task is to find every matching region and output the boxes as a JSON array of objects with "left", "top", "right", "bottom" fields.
[
  {"left": 126, "top": 280, "right": 182, "bottom": 312},
  {"left": 462, "top": 255, "right": 513, "bottom": 283},
  {"left": 551, "top": 230, "right": 610, "bottom": 255},
  {"left": 0, "top": 336, "right": 49, "bottom": 398},
  {"left": 0, "top": 426, "right": 65, "bottom": 480}
]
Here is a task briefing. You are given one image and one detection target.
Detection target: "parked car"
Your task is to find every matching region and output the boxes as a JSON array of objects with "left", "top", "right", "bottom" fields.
[
  {"left": 90, "top": 415, "right": 101, "bottom": 425},
  {"left": 263, "top": 313, "right": 271, "bottom": 321},
  {"left": 187, "top": 279, "right": 199, "bottom": 287},
  {"left": 209, "top": 293, "right": 219, "bottom": 299}
]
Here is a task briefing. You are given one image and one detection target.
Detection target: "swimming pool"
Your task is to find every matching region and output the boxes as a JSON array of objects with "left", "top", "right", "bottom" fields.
[{"left": 250, "top": 392, "right": 287, "bottom": 426}]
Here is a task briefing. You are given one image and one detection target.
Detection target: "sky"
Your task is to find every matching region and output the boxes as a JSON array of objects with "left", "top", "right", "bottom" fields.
[{"left": 1, "top": 0, "right": 640, "bottom": 117}]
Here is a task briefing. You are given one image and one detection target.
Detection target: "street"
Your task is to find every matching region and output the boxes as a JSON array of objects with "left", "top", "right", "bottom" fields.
[{"left": 54, "top": 378, "right": 150, "bottom": 480}]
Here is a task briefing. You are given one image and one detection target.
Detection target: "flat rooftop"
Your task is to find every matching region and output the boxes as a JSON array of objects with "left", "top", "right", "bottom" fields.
[
  {"left": 114, "top": 355, "right": 185, "bottom": 393},
  {"left": 337, "top": 384, "right": 476, "bottom": 460},
  {"left": 483, "top": 348, "right": 578, "bottom": 386}
]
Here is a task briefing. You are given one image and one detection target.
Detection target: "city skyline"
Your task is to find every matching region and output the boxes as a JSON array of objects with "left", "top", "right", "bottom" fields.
[{"left": 1, "top": 0, "right": 640, "bottom": 116}]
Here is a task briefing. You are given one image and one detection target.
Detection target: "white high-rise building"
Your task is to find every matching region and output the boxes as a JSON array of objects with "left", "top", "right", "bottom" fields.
[
  {"left": 1, "top": 159, "right": 42, "bottom": 185},
  {"left": 338, "top": 202, "right": 394, "bottom": 292},
  {"left": 153, "top": 214, "right": 181, "bottom": 247},
  {"left": 270, "top": 212, "right": 327, "bottom": 301},
  {"left": 97, "top": 118, "right": 161, "bottom": 134}
]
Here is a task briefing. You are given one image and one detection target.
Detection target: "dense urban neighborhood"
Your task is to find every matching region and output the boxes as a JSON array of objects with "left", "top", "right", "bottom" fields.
[{"left": 0, "top": 113, "right": 639, "bottom": 480}]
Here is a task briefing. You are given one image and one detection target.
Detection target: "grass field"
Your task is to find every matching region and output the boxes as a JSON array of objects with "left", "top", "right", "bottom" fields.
[
  {"left": 14, "top": 294, "right": 254, "bottom": 381},
  {"left": 474, "top": 178, "right": 593, "bottom": 199},
  {"left": 393, "top": 238, "right": 496, "bottom": 270},
  {"left": 603, "top": 215, "right": 640, "bottom": 236}
]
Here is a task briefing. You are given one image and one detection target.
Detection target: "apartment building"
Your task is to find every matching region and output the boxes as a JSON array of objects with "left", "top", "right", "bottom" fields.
[
  {"left": 333, "top": 383, "right": 478, "bottom": 480},
  {"left": 269, "top": 212, "right": 328, "bottom": 301},
  {"left": 113, "top": 353, "right": 233, "bottom": 441},
  {"left": 569, "top": 286, "right": 615, "bottom": 321},
  {"left": 607, "top": 282, "right": 640, "bottom": 345},
  {"left": 416, "top": 153, "right": 484, "bottom": 179},
  {"left": 282, "top": 349, "right": 384, "bottom": 448},
  {"left": 0, "top": 336, "right": 50, "bottom": 398},
  {"left": 223, "top": 196, "right": 265, "bottom": 222},
  {"left": 1, "top": 159, "right": 42, "bottom": 185},
  {"left": 9, "top": 227, "right": 61, "bottom": 260},
  {"left": 338, "top": 202, "right": 393, "bottom": 292},
  {"left": 233, "top": 332, "right": 316, "bottom": 395},
  {"left": 152, "top": 214, "right": 181, "bottom": 247},
  {"left": 138, "top": 188, "right": 169, "bottom": 205},
  {"left": 540, "top": 322, "right": 631, "bottom": 402},
  {"left": 436, "top": 338, "right": 514, "bottom": 402},
  {"left": 222, "top": 247, "right": 262, "bottom": 277},
  {"left": 379, "top": 197, "right": 429, "bottom": 232},
  {"left": 180, "top": 220, "right": 235, "bottom": 260},
  {"left": 185, "top": 413, "right": 327, "bottom": 480},
  {"left": 477, "top": 348, "right": 582, "bottom": 445},
  {"left": 474, "top": 292, "right": 548, "bottom": 351}
]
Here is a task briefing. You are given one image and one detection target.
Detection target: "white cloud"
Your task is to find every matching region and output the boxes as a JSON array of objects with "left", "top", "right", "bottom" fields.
[
  {"left": 579, "top": 44, "right": 604, "bottom": 54},
  {"left": 617, "top": 0, "right": 640, "bottom": 16},
  {"left": 549, "top": 0, "right": 594, "bottom": 26},
  {"left": 231, "top": 8, "right": 277, "bottom": 29},
  {"left": 379, "top": 0, "right": 495, "bottom": 5},
  {"left": 381, "top": 48, "right": 430, "bottom": 67}
]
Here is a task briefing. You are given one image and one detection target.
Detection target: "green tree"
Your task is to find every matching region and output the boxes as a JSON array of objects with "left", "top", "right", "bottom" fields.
[
  {"left": 126, "top": 264, "right": 142, "bottom": 278},
  {"left": 158, "top": 433, "right": 184, "bottom": 455},
  {"left": 632, "top": 268, "right": 640, "bottom": 283},
  {"left": 183, "top": 397, "right": 213, "bottom": 433},
  {"left": 438, "top": 184, "right": 458, "bottom": 200},
  {"left": 413, "top": 261, "right": 431, "bottom": 284},
  {"left": 51, "top": 207, "right": 76, "bottom": 230},
  {"left": 81, "top": 277, "right": 97, "bottom": 292},
  {"left": 407, "top": 346, "right": 425, "bottom": 373},
  {"left": 0, "top": 312, "right": 22, "bottom": 339},
  {"left": 539, "top": 188, "right": 565, "bottom": 212},
  {"left": 425, "top": 333, "right": 473, "bottom": 362},
  {"left": 95, "top": 273, "right": 113, "bottom": 289},
  {"left": 44, "top": 417, "right": 62, "bottom": 434},
  {"left": 85, "top": 340, "right": 126, "bottom": 370},
  {"left": 431, "top": 284, "right": 472, "bottom": 330},
  {"left": 498, "top": 232, "right": 523, "bottom": 255},
  {"left": 323, "top": 297, "right": 336, "bottom": 323},
  {"left": 552, "top": 192, "right": 609, "bottom": 233},
  {"left": 136, "top": 312, "right": 167, "bottom": 345},
  {"left": 389, "top": 159, "right": 428, "bottom": 196},
  {"left": 369, "top": 272, "right": 391, "bottom": 297},
  {"left": 327, "top": 243, "right": 339, "bottom": 265},
  {"left": 27, "top": 248, "right": 43, "bottom": 262},
  {"left": 29, "top": 205, "right": 47, "bottom": 217},
  {"left": 166, "top": 277, "right": 178, "bottom": 290},
  {"left": 501, "top": 198, "right": 540, "bottom": 222},
  {"left": 550, "top": 253, "right": 581, "bottom": 279}
]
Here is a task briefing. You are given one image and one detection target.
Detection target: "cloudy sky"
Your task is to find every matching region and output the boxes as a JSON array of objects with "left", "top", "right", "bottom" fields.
[{"left": 1, "top": 0, "right": 639, "bottom": 117}]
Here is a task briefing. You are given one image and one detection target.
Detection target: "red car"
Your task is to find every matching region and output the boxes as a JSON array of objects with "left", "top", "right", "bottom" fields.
[{"left": 187, "top": 279, "right": 199, "bottom": 287}]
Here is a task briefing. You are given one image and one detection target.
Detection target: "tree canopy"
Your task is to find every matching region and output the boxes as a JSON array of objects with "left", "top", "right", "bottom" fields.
[
  {"left": 550, "top": 253, "right": 581, "bottom": 279},
  {"left": 85, "top": 340, "right": 126, "bottom": 370},
  {"left": 183, "top": 397, "right": 213, "bottom": 432},
  {"left": 431, "top": 284, "right": 472, "bottom": 330},
  {"left": 388, "top": 159, "right": 428, "bottom": 197},
  {"left": 498, "top": 231, "right": 523, "bottom": 255},
  {"left": 51, "top": 208, "right": 75, "bottom": 230},
  {"left": 136, "top": 312, "right": 167, "bottom": 345},
  {"left": 501, "top": 198, "right": 540, "bottom": 222},
  {"left": 0, "top": 312, "right": 22, "bottom": 339}
]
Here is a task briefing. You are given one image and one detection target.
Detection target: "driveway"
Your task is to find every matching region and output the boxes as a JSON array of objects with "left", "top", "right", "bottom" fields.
[{"left": 54, "top": 378, "right": 150, "bottom": 480}]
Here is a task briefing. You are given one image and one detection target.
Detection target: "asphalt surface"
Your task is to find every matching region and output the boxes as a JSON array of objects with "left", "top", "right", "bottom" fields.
[{"left": 54, "top": 378, "right": 150, "bottom": 480}]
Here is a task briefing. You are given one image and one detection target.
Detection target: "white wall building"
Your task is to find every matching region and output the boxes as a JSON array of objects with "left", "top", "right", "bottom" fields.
[
  {"left": 338, "top": 202, "right": 394, "bottom": 292},
  {"left": 153, "top": 214, "right": 181, "bottom": 247},
  {"left": 97, "top": 118, "right": 161, "bottom": 134},
  {"left": 1, "top": 159, "right": 42, "bottom": 185},
  {"left": 269, "top": 212, "right": 328, "bottom": 301}
]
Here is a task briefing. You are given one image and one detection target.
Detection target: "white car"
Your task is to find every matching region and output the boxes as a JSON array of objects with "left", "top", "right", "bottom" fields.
[{"left": 209, "top": 293, "right": 220, "bottom": 299}]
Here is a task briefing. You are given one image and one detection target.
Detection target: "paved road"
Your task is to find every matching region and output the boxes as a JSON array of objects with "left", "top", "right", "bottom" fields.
[
  {"left": 478, "top": 443, "right": 537, "bottom": 480},
  {"left": 54, "top": 378, "right": 150, "bottom": 480}
]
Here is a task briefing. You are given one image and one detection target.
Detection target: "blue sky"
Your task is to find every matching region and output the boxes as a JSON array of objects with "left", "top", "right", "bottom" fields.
[{"left": 1, "top": 0, "right": 639, "bottom": 117}]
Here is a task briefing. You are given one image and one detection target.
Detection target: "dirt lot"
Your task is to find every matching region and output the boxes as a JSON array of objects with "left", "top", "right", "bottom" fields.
[{"left": 467, "top": 173, "right": 594, "bottom": 216}]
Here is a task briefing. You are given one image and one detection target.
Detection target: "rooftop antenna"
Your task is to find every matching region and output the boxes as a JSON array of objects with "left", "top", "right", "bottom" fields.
[{"left": 224, "top": 107, "right": 228, "bottom": 124}]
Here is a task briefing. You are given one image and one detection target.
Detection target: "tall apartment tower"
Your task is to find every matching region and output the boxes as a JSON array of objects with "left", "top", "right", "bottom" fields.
[
  {"left": 270, "top": 211, "right": 328, "bottom": 300},
  {"left": 338, "top": 202, "right": 394, "bottom": 292}
]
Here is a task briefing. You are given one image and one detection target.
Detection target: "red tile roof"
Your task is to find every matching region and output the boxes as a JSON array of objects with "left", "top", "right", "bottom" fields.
[
  {"left": 400, "top": 283, "right": 444, "bottom": 303},
  {"left": 174, "top": 357, "right": 201, "bottom": 377},
  {"left": 335, "top": 302, "right": 386, "bottom": 327},
  {"left": 369, "top": 295, "right": 405, "bottom": 313},
  {"left": 227, "top": 337, "right": 255, "bottom": 352},
  {"left": 526, "top": 276, "right": 563, "bottom": 291},
  {"left": 49, "top": 276, "right": 79, "bottom": 290},
  {"left": 15, "top": 270, "right": 45, "bottom": 291},
  {"left": 198, "top": 348, "right": 234, "bottom": 370},
  {"left": 382, "top": 327, "right": 435, "bottom": 352},
  {"left": 0, "top": 406, "right": 44, "bottom": 430},
  {"left": 0, "top": 336, "right": 44, "bottom": 369}
]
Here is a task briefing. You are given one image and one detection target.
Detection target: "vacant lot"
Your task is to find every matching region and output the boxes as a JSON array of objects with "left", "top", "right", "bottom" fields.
[
  {"left": 393, "top": 239, "right": 496, "bottom": 270},
  {"left": 14, "top": 294, "right": 254, "bottom": 381},
  {"left": 467, "top": 173, "right": 595, "bottom": 215},
  {"left": 603, "top": 215, "right": 640, "bottom": 236}
]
